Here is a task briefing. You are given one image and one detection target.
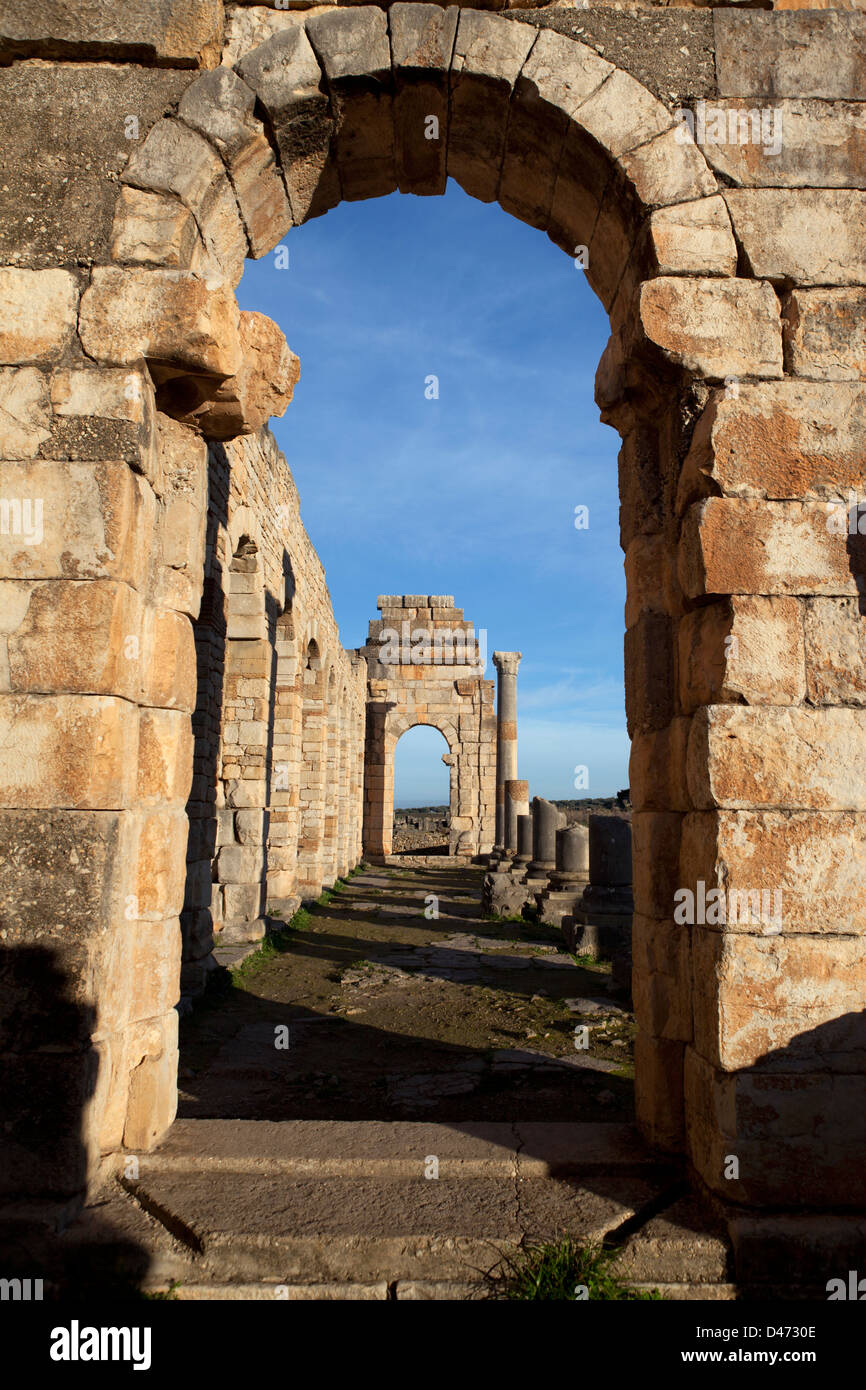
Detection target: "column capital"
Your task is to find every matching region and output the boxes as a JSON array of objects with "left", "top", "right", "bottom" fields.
[{"left": 493, "top": 650, "right": 522, "bottom": 676}]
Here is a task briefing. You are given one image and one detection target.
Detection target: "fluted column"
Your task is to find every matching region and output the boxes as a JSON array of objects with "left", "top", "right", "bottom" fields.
[{"left": 492, "top": 650, "right": 521, "bottom": 855}]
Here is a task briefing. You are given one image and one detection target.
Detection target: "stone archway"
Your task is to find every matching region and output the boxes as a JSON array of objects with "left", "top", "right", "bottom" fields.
[{"left": 2, "top": 5, "right": 864, "bottom": 1242}]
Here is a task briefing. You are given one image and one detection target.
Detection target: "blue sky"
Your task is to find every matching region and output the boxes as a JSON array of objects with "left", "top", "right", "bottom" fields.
[{"left": 237, "top": 181, "right": 629, "bottom": 806}]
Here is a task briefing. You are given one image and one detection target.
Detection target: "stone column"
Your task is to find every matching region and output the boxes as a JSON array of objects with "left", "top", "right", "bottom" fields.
[
  {"left": 525, "top": 795, "right": 565, "bottom": 893},
  {"left": 511, "top": 813, "right": 534, "bottom": 882},
  {"left": 538, "top": 823, "right": 589, "bottom": 927},
  {"left": 492, "top": 650, "right": 521, "bottom": 859},
  {"left": 568, "top": 815, "right": 633, "bottom": 984},
  {"left": 504, "top": 778, "right": 529, "bottom": 859}
]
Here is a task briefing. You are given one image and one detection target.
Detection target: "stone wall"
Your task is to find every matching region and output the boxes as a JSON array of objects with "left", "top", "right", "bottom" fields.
[{"left": 0, "top": 0, "right": 864, "bottom": 1243}]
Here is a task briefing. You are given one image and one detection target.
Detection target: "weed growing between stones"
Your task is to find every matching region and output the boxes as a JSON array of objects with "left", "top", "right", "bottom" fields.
[
  {"left": 231, "top": 907, "right": 310, "bottom": 985},
  {"left": 484, "top": 1239, "right": 661, "bottom": 1301}
]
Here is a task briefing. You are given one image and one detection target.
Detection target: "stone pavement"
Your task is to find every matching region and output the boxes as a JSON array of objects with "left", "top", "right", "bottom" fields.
[{"left": 52, "top": 865, "right": 738, "bottom": 1299}]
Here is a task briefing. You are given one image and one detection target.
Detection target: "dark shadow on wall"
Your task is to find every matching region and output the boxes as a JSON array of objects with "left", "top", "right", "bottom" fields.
[
  {"left": 179, "top": 440, "right": 231, "bottom": 1003},
  {"left": 0, "top": 946, "right": 151, "bottom": 1300}
]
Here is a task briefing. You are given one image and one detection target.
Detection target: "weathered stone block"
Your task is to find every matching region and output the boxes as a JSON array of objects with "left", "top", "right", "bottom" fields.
[
  {"left": 0, "top": 695, "right": 139, "bottom": 809},
  {"left": 632, "top": 811, "right": 682, "bottom": 921},
  {"left": 306, "top": 7, "right": 396, "bottom": 202},
  {"left": 79, "top": 268, "right": 242, "bottom": 379},
  {"left": 624, "top": 611, "right": 674, "bottom": 736},
  {"left": 136, "top": 707, "right": 194, "bottom": 807},
  {"left": 701, "top": 100, "right": 866, "bottom": 190},
  {"left": 804, "top": 597, "right": 866, "bottom": 706},
  {"left": 0, "top": 368, "right": 51, "bottom": 456},
  {"left": 725, "top": 190, "right": 866, "bottom": 287},
  {"left": 677, "top": 382, "right": 866, "bottom": 512},
  {"left": 681, "top": 809, "right": 866, "bottom": 936},
  {"left": 678, "top": 498, "right": 858, "bottom": 600},
  {"left": 237, "top": 27, "right": 339, "bottom": 225},
  {"left": 782, "top": 288, "right": 866, "bottom": 381},
  {"left": 631, "top": 913, "right": 691, "bottom": 1042},
  {"left": 0, "top": 268, "right": 78, "bottom": 366},
  {"left": 6, "top": 579, "right": 142, "bottom": 701},
  {"left": 692, "top": 928, "right": 866, "bottom": 1073},
  {"left": 122, "top": 1011, "right": 178, "bottom": 1151},
  {"left": 629, "top": 718, "right": 691, "bottom": 814},
  {"left": 647, "top": 195, "right": 737, "bottom": 278},
  {"left": 390, "top": 2, "right": 458, "bottom": 197},
  {"left": 448, "top": 9, "right": 536, "bottom": 204},
  {"left": 0, "top": 459, "right": 152, "bottom": 586},
  {"left": 638, "top": 278, "right": 783, "bottom": 382},
  {"left": 678, "top": 596, "right": 806, "bottom": 710},
  {"left": 110, "top": 186, "right": 203, "bottom": 271},
  {"left": 188, "top": 310, "right": 299, "bottom": 438},
  {"left": 687, "top": 705, "right": 866, "bottom": 812},
  {"left": 0, "top": 0, "right": 223, "bottom": 68},
  {"left": 714, "top": 11, "right": 866, "bottom": 101}
]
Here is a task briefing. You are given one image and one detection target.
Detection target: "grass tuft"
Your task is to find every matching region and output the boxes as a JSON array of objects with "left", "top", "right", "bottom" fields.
[{"left": 484, "top": 1239, "right": 661, "bottom": 1301}]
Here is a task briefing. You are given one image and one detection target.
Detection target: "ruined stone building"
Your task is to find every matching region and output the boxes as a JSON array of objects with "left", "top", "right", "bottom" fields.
[{"left": 0, "top": 0, "right": 865, "bottom": 1280}]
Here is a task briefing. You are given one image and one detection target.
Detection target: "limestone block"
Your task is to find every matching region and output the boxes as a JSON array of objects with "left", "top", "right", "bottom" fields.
[
  {"left": 678, "top": 596, "right": 806, "bottom": 710},
  {"left": 624, "top": 611, "right": 674, "bottom": 736},
  {"left": 179, "top": 68, "right": 292, "bottom": 257},
  {"left": 0, "top": 459, "right": 152, "bottom": 587},
  {"left": 805, "top": 597, "right": 866, "bottom": 706},
  {"left": 634, "top": 1032, "right": 684, "bottom": 1152},
  {"left": 701, "top": 101, "right": 866, "bottom": 190},
  {"left": 678, "top": 498, "right": 858, "bottom": 600},
  {"left": 685, "top": 1046, "right": 866, "bottom": 1206},
  {"left": 123, "top": 1011, "right": 179, "bottom": 1152},
  {"left": 448, "top": 9, "right": 536, "bottom": 203},
  {"left": 678, "top": 382, "right": 866, "bottom": 512},
  {"left": 647, "top": 196, "right": 737, "bottom": 278},
  {"left": 133, "top": 808, "right": 189, "bottom": 922},
  {"left": 306, "top": 7, "right": 396, "bottom": 202},
  {"left": 121, "top": 118, "right": 247, "bottom": 285},
  {"left": 128, "top": 917, "right": 183, "bottom": 1025},
  {"left": 0, "top": 268, "right": 78, "bottom": 366},
  {"left": 692, "top": 928, "right": 866, "bottom": 1073},
  {"left": 50, "top": 365, "right": 161, "bottom": 495},
  {"left": 221, "top": 5, "right": 315, "bottom": 70},
  {"left": 227, "top": 777, "right": 267, "bottom": 808},
  {"left": 110, "top": 186, "right": 203, "bottom": 271},
  {"left": 623, "top": 532, "right": 682, "bottom": 630},
  {"left": 631, "top": 722, "right": 692, "bottom": 817},
  {"left": 237, "top": 27, "right": 339, "bottom": 225},
  {"left": 681, "top": 809, "right": 866, "bottom": 936},
  {"left": 619, "top": 125, "right": 716, "bottom": 211},
  {"left": 217, "top": 844, "right": 266, "bottom": 883},
  {"left": 631, "top": 913, "right": 691, "bottom": 1042},
  {"left": 0, "top": 694, "right": 138, "bottom": 809},
  {"left": 79, "top": 268, "right": 242, "bottom": 380},
  {"left": 632, "top": 811, "right": 682, "bottom": 921},
  {"left": 136, "top": 707, "right": 194, "bottom": 807},
  {"left": 151, "top": 418, "right": 208, "bottom": 618},
  {"left": 0, "top": 0, "right": 223, "bottom": 68},
  {"left": 637, "top": 278, "right": 782, "bottom": 382},
  {"left": 183, "top": 859, "right": 214, "bottom": 912},
  {"left": 500, "top": 28, "right": 605, "bottom": 230},
  {"left": 188, "top": 310, "right": 300, "bottom": 438},
  {"left": 547, "top": 123, "right": 608, "bottom": 262},
  {"left": 140, "top": 607, "right": 197, "bottom": 712},
  {"left": 6, "top": 579, "right": 143, "bottom": 701},
  {"left": 687, "top": 705, "right": 866, "bottom": 812},
  {"left": 782, "top": 288, "right": 866, "bottom": 381},
  {"left": 222, "top": 881, "right": 264, "bottom": 921},
  {"left": 0, "top": 368, "right": 51, "bottom": 457},
  {"left": 725, "top": 190, "right": 866, "bottom": 287},
  {"left": 713, "top": 11, "right": 866, "bottom": 101},
  {"left": 390, "top": 2, "right": 458, "bottom": 197}
]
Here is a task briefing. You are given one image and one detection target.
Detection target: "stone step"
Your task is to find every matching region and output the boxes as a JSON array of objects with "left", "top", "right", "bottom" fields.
[
  {"left": 128, "top": 1170, "right": 664, "bottom": 1283},
  {"left": 144, "top": 1119, "right": 672, "bottom": 1179}
]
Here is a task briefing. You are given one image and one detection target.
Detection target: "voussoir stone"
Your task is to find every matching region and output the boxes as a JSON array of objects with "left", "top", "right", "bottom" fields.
[
  {"left": 648, "top": 196, "right": 737, "bottom": 278},
  {"left": 237, "top": 27, "right": 339, "bottom": 225},
  {"left": 306, "top": 8, "right": 396, "bottom": 203},
  {"left": 179, "top": 68, "right": 292, "bottom": 258}
]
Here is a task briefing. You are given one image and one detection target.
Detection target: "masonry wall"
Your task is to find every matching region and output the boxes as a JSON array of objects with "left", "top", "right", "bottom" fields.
[{"left": 183, "top": 426, "right": 366, "bottom": 997}]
